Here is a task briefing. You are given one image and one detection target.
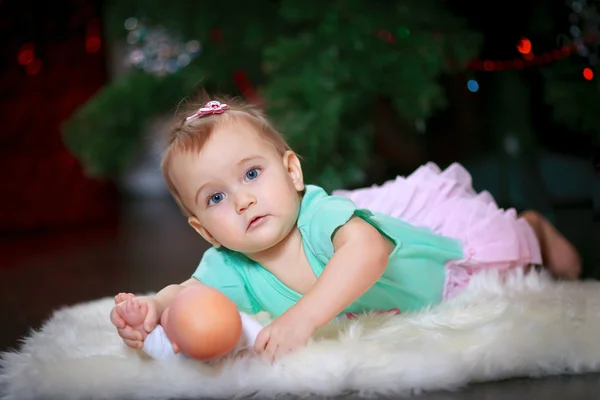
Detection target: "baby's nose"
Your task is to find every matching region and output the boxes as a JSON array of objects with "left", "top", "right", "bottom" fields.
[{"left": 236, "top": 193, "right": 256, "bottom": 213}]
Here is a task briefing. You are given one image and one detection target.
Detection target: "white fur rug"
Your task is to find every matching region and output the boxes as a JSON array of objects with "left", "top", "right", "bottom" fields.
[{"left": 2, "top": 270, "right": 600, "bottom": 400}]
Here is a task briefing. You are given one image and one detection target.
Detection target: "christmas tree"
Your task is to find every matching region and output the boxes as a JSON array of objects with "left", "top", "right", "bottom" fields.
[{"left": 61, "top": 0, "right": 482, "bottom": 191}]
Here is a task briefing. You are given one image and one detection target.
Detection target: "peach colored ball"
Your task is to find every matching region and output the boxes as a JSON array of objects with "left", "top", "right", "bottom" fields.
[{"left": 166, "top": 285, "right": 242, "bottom": 361}]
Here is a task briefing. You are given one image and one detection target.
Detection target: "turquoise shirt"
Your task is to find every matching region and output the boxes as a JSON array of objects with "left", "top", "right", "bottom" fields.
[{"left": 192, "top": 185, "right": 464, "bottom": 317}]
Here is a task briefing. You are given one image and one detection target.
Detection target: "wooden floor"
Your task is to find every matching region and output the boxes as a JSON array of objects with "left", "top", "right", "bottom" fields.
[{"left": 1, "top": 196, "right": 598, "bottom": 399}]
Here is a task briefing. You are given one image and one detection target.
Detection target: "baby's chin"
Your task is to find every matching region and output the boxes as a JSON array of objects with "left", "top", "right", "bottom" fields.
[
  {"left": 228, "top": 239, "right": 282, "bottom": 255},
  {"left": 228, "top": 230, "right": 291, "bottom": 255}
]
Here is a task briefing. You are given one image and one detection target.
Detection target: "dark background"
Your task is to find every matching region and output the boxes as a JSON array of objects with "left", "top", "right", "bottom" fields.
[{"left": 0, "top": 0, "right": 597, "bottom": 386}]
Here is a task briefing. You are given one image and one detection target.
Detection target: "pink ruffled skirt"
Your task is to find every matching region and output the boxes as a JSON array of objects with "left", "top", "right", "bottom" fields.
[{"left": 333, "top": 162, "right": 542, "bottom": 300}]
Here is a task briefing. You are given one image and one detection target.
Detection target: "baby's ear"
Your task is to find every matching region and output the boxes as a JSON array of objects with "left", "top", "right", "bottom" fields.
[
  {"left": 283, "top": 151, "right": 304, "bottom": 192},
  {"left": 188, "top": 217, "right": 221, "bottom": 248}
]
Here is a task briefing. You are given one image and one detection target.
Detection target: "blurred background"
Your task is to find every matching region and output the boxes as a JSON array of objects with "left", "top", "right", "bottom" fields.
[{"left": 0, "top": 0, "right": 598, "bottom": 355}]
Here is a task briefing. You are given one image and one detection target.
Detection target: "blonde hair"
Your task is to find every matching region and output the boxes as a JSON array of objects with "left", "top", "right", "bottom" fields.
[{"left": 161, "top": 94, "right": 292, "bottom": 217}]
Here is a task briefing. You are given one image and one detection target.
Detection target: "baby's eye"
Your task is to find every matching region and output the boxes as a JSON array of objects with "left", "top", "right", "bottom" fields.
[
  {"left": 208, "top": 192, "right": 225, "bottom": 206},
  {"left": 245, "top": 168, "right": 261, "bottom": 181}
]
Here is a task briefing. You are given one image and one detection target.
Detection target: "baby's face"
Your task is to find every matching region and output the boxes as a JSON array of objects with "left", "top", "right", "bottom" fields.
[{"left": 168, "top": 120, "right": 304, "bottom": 255}]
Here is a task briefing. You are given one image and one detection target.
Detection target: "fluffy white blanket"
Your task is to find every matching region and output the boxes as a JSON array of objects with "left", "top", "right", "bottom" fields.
[{"left": 1, "top": 270, "right": 600, "bottom": 399}]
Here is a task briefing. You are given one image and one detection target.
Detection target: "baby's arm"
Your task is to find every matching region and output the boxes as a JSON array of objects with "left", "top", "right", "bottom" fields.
[
  {"left": 291, "top": 217, "right": 393, "bottom": 328},
  {"left": 151, "top": 278, "right": 203, "bottom": 318},
  {"left": 111, "top": 278, "right": 204, "bottom": 348}
]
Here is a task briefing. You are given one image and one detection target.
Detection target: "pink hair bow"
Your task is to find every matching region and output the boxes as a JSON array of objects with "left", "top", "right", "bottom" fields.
[{"left": 186, "top": 101, "right": 230, "bottom": 121}]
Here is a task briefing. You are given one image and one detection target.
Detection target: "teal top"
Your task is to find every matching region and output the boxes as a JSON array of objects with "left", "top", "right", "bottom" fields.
[{"left": 192, "top": 185, "right": 464, "bottom": 317}]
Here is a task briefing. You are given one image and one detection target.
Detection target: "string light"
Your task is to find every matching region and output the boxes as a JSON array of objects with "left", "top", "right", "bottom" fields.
[
  {"left": 516, "top": 37, "right": 532, "bottom": 54},
  {"left": 466, "top": 79, "right": 479, "bottom": 92},
  {"left": 86, "top": 19, "right": 102, "bottom": 53},
  {"left": 17, "top": 43, "right": 34, "bottom": 65},
  {"left": 467, "top": 32, "right": 598, "bottom": 72},
  {"left": 376, "top": 28, "right": 598, "bottom": 73},
  {"left": 563, "top": 0, "right": 598, "bottom": 82},
  {"left": 16, "top": 42, "right": 42, "bottom": 75}
]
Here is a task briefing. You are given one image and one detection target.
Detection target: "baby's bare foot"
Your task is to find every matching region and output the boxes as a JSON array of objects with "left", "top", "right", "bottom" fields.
[
  {"left": 522, "top": 210, "right": 582, "bottom": 279},
  {"left": 115, "top": 298, "right": 149, "bottom": 338},
  {"left": 541, "top": 223, "right": 582, "bottom": 279},
  {"left": 114, "top": 292, "right": 135, "bottom": 305}
]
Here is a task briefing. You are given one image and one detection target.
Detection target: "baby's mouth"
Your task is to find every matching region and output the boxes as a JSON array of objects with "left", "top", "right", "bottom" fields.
[{"left": 247, "top": 215, "right": 267, "bottom": 231}]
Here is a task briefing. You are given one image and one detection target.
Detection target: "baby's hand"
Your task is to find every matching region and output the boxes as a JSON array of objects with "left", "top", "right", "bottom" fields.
[
  {"left": 110, "top": 293, "right": 160, "bottom": 349},
  {"left": 254, "top": 308, "right": 316, "bottom": 362}
]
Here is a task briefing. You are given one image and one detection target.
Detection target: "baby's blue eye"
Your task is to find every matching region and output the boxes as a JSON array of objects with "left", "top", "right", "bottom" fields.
[
  {"left": 245, "top": 168, "right": 260, "bottom": 181},
  {"left": 208, "top": 192, "right": 225, "bottom": 205}
]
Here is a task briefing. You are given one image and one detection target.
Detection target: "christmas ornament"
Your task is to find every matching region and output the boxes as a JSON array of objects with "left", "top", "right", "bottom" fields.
[{"left": 123, "top": 17, "right": 202, "bottom": 76}]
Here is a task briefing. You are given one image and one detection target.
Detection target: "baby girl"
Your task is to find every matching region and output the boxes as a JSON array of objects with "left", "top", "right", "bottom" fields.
[{"left": 111, "top": 96, "right": 581, "bottom": 362}]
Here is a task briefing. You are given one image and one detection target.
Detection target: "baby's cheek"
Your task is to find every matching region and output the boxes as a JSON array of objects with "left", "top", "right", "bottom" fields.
[
  {"left": 209, "top": 213, "right": 239, "bottom": 239},
  {"left": 207, "top": 208, "right": 229, "bottom": 227}
]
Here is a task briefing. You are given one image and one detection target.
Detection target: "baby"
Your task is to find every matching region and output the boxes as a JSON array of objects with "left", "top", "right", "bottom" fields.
[{"left": 111, "top": 96, "right": 581, "bottom": 362}]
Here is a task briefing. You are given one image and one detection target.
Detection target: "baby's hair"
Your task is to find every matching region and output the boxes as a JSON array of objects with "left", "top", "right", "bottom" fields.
[{"left": 161, "top": 92, "right": 292, "bottom": 217}]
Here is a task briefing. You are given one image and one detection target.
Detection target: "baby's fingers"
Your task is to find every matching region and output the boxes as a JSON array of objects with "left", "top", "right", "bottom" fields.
[
  {"left": 123, "top": 338, "right": 143, "bottom": 350},
  {"left": 114, "top": 292, "right": 135, "bottom": 304},
  {"left": 254, "top": 328, "right": 270, "bottom": 354},
  {"left": 110, "top": 307, "right": 125, "bottom": 329},
  {"left": 117, "top": 325, "right": 143, "bottom": 342}
]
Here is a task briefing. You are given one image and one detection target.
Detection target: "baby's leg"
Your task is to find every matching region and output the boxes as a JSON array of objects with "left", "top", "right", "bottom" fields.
[{"left": 520, "top": 210, "right": 581, "bottom": 279}]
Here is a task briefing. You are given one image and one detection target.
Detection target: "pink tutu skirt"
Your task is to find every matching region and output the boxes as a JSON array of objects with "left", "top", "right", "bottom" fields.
[{"left": 333, "top": 162, "right": 542, "bottom": 300}]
